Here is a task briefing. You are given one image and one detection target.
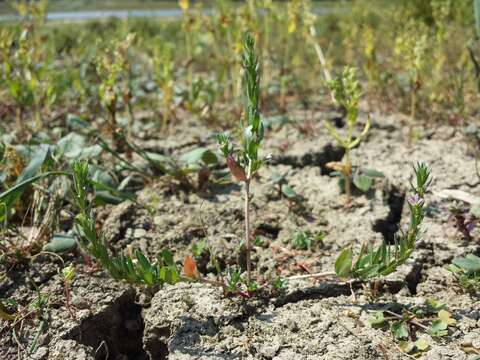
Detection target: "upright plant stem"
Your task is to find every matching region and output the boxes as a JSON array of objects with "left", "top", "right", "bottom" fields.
[
  {"left": 408, "top": 73, "right": 418, "bottom": 147},
  {"left": 309, "top": 25, "right": 332, "bottom": 83},
  {"left": 344, "top": 149, "right": 352, "bottom": 205},
  {"left": 244, "top": 178, "right": 251, "bottom": 284},
  {"left": 15, "top": 107, "right": 22, "bottom": 130}
]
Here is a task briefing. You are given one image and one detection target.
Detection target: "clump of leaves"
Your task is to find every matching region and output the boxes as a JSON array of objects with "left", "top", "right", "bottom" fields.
[
  {"left": 329, "top": 166, "right": 385, "bottom": 195},
  {"left": 448, "top": 254, "right": 480, "bottom": 292},
  {"left": 269, "top": 171, "right": 302, "bottom": 203},
  {"left": 324, "top": 67, "right": 371, "bottom": 204},
  {"left": 288, "top": 229, "right": 325, "bottom": 250},
  {"left": 335, "top": 163, "right": 431, "bottom": 280},
  {"left": 99, "top": 132, "right": 222, "bottom": 190},
  {"left": 217, "top": 33, "right": 266, "bottom": 286},
  {"left": 71, "top": 161, "right": 180, "bottom": 286},
  {"left": 369, "top": 299, "right": 456, "bottom": 355}
]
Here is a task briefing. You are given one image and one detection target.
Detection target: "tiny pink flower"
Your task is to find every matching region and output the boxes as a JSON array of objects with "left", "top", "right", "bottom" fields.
[{"left": 408, "top": 194, "right": 424, "bottom": 207}]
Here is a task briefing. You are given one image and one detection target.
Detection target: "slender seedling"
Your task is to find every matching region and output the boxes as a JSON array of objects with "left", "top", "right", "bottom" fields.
[
  {"left": 325, "top": 67, "right": 371, "bottom": 205},
  {"left": 335, "top": 163, "right": 431, "bottom": 280},
  {"left": 61, "top": 264, "right": 76, "bottom": 320},
  {"left": 288, "top": 163, "right": 431, "bottom": 284},
  {"left": 217, "top": 33, "right": 265, "bottom": 286}
]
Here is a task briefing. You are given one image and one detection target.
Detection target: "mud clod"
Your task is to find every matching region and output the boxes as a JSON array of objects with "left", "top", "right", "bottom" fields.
[
  {"left": 63, "top": 287, "right": 148, "bottom": 360},
  {"left": 271, "top": 144, "right": 345, "bottom": 173},
  {"left": 372, "top": 185, "right": 406, "bottom": 244}
]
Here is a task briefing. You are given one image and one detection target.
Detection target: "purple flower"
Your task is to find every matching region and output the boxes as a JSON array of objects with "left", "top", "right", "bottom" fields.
[{"left": 408, "top": 194, "right": 424, "bottom": 207}]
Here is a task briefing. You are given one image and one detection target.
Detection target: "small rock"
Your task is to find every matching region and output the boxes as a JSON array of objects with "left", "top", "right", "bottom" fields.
[
  {"left": 71, "top": 295, "right": 89, "bottom": 309},
  {"left": 133, "top": 228, "right": 148, "bottom": 238}
]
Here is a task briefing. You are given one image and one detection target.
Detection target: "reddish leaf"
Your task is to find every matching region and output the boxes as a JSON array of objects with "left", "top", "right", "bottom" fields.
[
  {"left": 226, "top": 156, "right": 247, "bottom": 182},
  {"left": 183, "top": 255, "right": 198, "bottom": 279}
]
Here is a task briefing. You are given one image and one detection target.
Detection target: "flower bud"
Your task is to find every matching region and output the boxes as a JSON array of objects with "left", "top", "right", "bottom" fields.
[
  {"left": 62, "top": 265, "right": 76, "bottom": 283},
  {"left": 227, "top": 155, "right": 247, "bottom": 182},
  {"left": 407, "top": 194, "right": 424, "bottom": 207}
]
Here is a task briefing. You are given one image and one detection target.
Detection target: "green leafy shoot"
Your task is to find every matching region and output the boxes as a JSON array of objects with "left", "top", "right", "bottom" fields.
[
  {"left": 71, "top": 161, "right": 179, "bottom": 286},
  {"left": 447, "top": 254, "right": 480, "bottom": 291},
  {"left": 269, "top": 171, "right": 302, "bottom": 202},
  {"left": 334, "top": 163, "right": 431, "bottom": 280},
  {"left": 324, "top": 67, "right": 371, "bottom": 204},
  {"left": 368, "top": 300, "right": 455, "bottom": 355},
  {"left": 216, "top": 33, "right": 266, "bottom": 286},
  {"left": 289, "top": 230, "right": 325, "bottom": 250},
  {"left": 216, "top": 33, "right": 265, "bottom": 181}
]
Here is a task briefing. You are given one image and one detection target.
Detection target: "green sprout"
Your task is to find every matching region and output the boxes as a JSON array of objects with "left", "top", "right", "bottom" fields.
[
  {"left": 448, "top": 254, "right": 480, "bottom": 292},
  {"left": 153, "top": 40, "right": 176, "bottom": 128},
  {"left": 71, "top": 161, "right": 180, "bottom": 287},
  {"left": 325, "top": 67, "right": 371, "bottom": 205},
  {"left": 334, "top": 163, "right": 431, "bottom": 280},
  {"left": 288, "top": 230, "right": 325, "bottom": 250},
  {"left": 217, "top": 33, "right": 265, "bottom": 286},
  {"left": 61, "top": 265, "right": 76, "bottom": 320},
  {"left": 394, "top": 21, "right": 428, "bottom": 144},
  {"left": 368, "top": 300, "right": 456, "bottom": 355},
  {"left": 96, "top": 33, "right": 136, "bottom": 146}
]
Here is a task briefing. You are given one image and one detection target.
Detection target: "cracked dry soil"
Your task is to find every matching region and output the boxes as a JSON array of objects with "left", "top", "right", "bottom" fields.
[{"left": 1, "top": 113, "right": 480, "bottom": 359}]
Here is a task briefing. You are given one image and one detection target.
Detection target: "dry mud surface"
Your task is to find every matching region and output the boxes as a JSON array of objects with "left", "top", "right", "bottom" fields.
[{"left": 1, "top": 113, "right": 480, "bottom": 359}]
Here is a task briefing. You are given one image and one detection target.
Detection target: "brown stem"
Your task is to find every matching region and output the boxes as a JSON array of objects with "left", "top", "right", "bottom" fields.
[
  {"left": 408, "top": 77, "right": 418, "bottom": 146},
  {"left": 64, "top": 283, "right": 76, "bottom": 321},
  {"left": 108, "top": 97, "right": 117, "bottom": 141},
  {"left": 245, "top": 179, "right": 252, "bottom": 285},
  {"left": 16, "top": 106, "right": 23, "bottom": 130},
  {"left": 383, "top": 310, "right": 428, "bottom": 331}
]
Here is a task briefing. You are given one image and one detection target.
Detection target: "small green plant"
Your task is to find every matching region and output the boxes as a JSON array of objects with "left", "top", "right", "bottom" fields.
[
  {"left": 61, "top": 264, "right": 76, "bottom": 320},
  {"left": 191, "top": 239, "right": 208, "bottom": 258},
  {"left": 334, "top": 163, "right": 431, "bottom": 280},
  {"left": 153, "top": 40, "right": 176, "bottom": 128},
  {"left": 469, "top": 0, "right": 480, "bottom": 94},
  {"left": 269, "top": 171, "right": 302, "bottom": 203},
  {"left": 1, "top": 288, "right": 51, "bottom": 356},
  {"left": 394, "top": 21, "right": 428, "bottom": 144},
  {"left": 324, "top": 67, "right": 371, "bottom": 205},
  {"left": 447, "top": 254, "right": 480, "bottom": 292},
  {"left": 98, "top": 133, "right": 222, "bottom": 191},
  {"left": 369, "top": 299, "right": 456, "bottom": 355},
  {"left": 96, "top": 33, "right": 135, "bottom": 146},
  {"left": 72, "top": 161, "right": 180, "bottom": 286},
  {"left": 330, "top": 167, "right": 385, "bottom": 196},
  {"left": 288, "top": 230, "right": 325, "bottom": 250},
  {"left": 217, "top": 33, "right": 266, "bottom": 286}
]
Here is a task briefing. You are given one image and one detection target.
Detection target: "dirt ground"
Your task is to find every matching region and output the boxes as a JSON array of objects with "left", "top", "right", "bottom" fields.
[{"left": 1, "top": 111, "right": 479, "bottom": 359}]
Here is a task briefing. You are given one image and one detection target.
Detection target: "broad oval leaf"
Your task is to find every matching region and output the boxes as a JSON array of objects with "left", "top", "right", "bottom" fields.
[
  {"left": 335, "top": 248, "right": 352, "bottom": 278},
  {"left": 353, "top": 173, "right": 373, "bottom": 192}
]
